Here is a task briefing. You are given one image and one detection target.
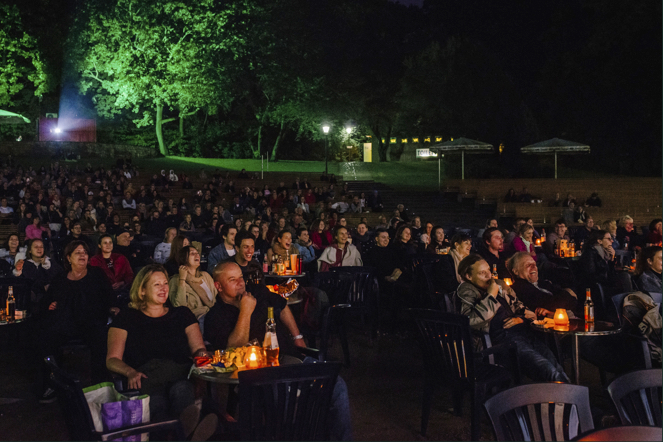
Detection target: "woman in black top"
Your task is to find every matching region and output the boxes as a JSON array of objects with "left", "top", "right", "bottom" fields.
[
  {"left": 107, "top": 264, "right": 208, "bottom": 421},
  {"left": 39, "top": 240, "right": 117, "bottom": 403}
]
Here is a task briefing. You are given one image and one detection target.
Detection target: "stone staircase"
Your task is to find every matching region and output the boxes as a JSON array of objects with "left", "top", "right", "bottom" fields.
[{"left": 344, "top": 180, "right": 495, "bottom": 230}]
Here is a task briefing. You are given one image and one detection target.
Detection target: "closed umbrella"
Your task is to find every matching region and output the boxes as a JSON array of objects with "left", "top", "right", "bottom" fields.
[{"left": 521, "top": 138, "right": 590, "bottom": 179}]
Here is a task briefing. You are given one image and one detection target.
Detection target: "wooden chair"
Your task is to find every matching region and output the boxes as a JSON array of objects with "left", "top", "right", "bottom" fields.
[
  {"left": 607, "top": 368, "right": 662, "bottom": 427},
  {"left": 45, "top": 356, "right": 182, "bottom": 441},
  {"left": 484, "top": 383, "right": 594, "bottom": 441},
  {"left": 236, "top": 362, "right": 342, "bottom": 441},
  {"left": 408, "top": 309, "right": 519, "bottom": 440}
]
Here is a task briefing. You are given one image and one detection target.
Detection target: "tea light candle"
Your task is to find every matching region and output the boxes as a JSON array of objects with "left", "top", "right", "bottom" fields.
[
  {"left": 244, "top": 346, "right": 263, "bottom": 369},
  {"left": 503, "top": 278, "right": 513, "bottom": 286},
  {"left": 554, "top": 309, "right": 569, "bottom": 326}
]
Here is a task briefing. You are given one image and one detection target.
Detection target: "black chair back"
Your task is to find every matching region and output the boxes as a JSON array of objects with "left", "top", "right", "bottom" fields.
[
  {"left": 484, "top": 383, "right": 594, "bottom": 441},
  {"left": 409, "top": 309, "right": 476, "bottom": 389},
  {"left": 45, "top": 356, "right": 98, "bottom": 441},
  {"left": 607, "top": 368, "right": 662, "bottom": 427},
  {"left": 238, "top": 362, "right": 342, "bottom": 441},
  {"left": 611, "top": 292, "right": 630, "bottom": 326}
]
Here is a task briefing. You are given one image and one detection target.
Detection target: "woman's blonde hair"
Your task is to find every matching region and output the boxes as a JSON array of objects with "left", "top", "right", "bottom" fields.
[
  {"left": 602, "top": 220, "right": 617, "bottom": 234},
  {"left": 619, "top": 215, "right": 634, "bottom": 228},
  {"left": 129, "top": 264, "right": 168, "bottom": 311}
]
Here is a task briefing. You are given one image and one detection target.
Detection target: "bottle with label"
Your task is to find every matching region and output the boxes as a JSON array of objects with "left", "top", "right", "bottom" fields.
[
  {"left": 541, "top": 230, "right": 546, "bottom": 242},
  {"left": 263, "top": 307, "right": 279, "bottom": 366},
  {"left": 262, "top": 260, "right": 269, "bottom": 274},
  {"left": 570, "top": 242, "right": 575, "bottom": 257},
  {"left": 492, "top": 264, "right": 498, "bottom": 279},
  {"left": 584, "top": 288, "right": 594, "bottom": 323},
  {"left": 276, "top": 255, "right": 284, "bottom": 275},
  {"left": 623, "top": 239, "right": 629, "bottom": 251},
  {"left": 6, "top": 286, "right": 15, "bottom": 322}
]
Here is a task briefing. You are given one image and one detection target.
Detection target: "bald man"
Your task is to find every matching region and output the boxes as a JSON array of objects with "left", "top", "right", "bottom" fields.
[{"left": 204, "top": 261, "right": 305, "bottom": 352}]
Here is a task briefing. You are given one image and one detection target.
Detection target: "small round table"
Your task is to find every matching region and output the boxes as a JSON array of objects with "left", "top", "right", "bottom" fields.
[
  {"left": 531, "top": 318, "right": 621, "bottom": 384},
  {"left": 574, "top": 425, "right": 662, "bottom": 441},
  {"left": 192, "top": 355, "right": 302, "bottom": 413}
]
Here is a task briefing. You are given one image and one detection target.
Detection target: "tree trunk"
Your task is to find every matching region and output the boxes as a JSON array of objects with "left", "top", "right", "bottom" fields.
[
  {"left": 270, "top": 117, "right": 285, "bottom": 161},
  {"left": 156, "top": 103, "right": 168, "bottom": 156}
]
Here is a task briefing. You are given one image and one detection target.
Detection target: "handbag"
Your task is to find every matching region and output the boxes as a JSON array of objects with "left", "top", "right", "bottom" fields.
[{"left": 83, "top": 382, "right": 151, "bottom": 441}]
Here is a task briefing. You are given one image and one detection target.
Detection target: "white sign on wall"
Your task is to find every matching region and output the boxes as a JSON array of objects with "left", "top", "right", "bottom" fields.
[{"left": 416, "top": 148, "right": 438, "bottom": 158}]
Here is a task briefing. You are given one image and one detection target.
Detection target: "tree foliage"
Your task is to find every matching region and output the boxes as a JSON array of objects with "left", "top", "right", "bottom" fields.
[
  {"left": 71, "top": 0, "right": 250, "bottom": 155},
  {"left": 0, "top": 4, "right": 49, "bottom": 108}
]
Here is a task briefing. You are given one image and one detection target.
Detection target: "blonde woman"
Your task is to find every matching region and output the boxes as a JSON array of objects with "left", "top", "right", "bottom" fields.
[
  {"left": 107, "top": 264, "right": 217, "bottom": 437},
  {"left": 616, "top": 215, "right": 639, "bottom": 250}
]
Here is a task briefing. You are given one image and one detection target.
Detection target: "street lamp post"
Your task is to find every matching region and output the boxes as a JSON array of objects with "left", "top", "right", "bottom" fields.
[{"left": 322, "top": 124, "right": 330, "bottom": 174}]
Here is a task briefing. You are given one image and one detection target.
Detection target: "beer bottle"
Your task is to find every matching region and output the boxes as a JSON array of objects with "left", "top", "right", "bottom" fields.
[
  {"left": 263, "top": 307, "right": 280, "bottom": 366},
  {"left": 6, "top": 286, "right": 15, "bottom": 322},
  {"left": 492, "top": 264, "right": 498, "bottom": 279},
  {"left": 584, "top": 288, "right": 594, "bottom": 323}
]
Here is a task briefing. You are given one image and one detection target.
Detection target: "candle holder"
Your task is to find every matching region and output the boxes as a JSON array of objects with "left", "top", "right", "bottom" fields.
[
  {"left": 503, "top": 278, "right": 513, "bottom": 286},
  {"left": 243, "top": 345, "right": 265, "bottom": 370},
  {"left": 553, "top": 308, "right": 569, "bottom": 331}
]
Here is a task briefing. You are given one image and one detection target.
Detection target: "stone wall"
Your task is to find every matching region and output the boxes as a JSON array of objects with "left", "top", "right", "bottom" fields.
[{"left": 0, "top": 141, "right": 156, "bottom": 159}]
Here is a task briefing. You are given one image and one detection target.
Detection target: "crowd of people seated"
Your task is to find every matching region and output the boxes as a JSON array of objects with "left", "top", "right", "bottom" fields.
[{"left": 1, "top": 159, "right": 659, "bottom": 438}]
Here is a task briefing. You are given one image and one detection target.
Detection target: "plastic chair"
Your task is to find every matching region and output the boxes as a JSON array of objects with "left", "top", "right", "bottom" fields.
[
  {"left": 607, "top": 368, "right": 662, "bottom": 427},
  {"left": 45, "top": 357, "right": 181, "bottom": 441},
  {"left": 408, "top": 309, "right": 519, "bottom": 440},
  {"left": 236, "top": 362, "right": 342, "bottom": 441},
  {"left": 329, "top": 266, "right": 380, "bottom": 341},
  {"left": 484, "top": 383, "right": 594, "bottom": 441}
]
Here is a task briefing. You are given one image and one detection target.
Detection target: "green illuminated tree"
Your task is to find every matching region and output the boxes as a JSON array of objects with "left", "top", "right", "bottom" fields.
[
  {"left": 0, "top": 4, "right": 49, "bottom": 107},
  {"left": 72, "top": 0, "right": 249, "bottom": 155}
]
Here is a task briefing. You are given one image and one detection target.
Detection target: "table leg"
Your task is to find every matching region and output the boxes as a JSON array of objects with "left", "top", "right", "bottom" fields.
[{"left": 572, "top": 334, "right": 580, "bottom": 384}]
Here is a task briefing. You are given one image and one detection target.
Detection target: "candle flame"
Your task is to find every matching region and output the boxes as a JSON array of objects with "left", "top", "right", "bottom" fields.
[{"left": 250, "top": 352, "right": 257, "bottom": 361}]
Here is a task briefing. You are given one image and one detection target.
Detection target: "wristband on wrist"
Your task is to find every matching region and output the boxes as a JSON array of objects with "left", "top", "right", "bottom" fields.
[{"left": 292, "top": 334, "right": 304, "bottom": 341}]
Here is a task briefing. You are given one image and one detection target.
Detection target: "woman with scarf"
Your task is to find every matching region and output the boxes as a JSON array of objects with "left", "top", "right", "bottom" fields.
[
  {"left": 512, "top": 223, "right": 538, "bottom": 261},
  {"left": 318, "top": 226, "right": 362, "bottom": 271},
  {"left": 168, "top": 245, "right": 216, "bottom": 333},
  {"left": 579, "top": 229, "right": 632, "bottom": 296},
  {"left": 266, "top": 229, "right": 300, "bottom": 268}
]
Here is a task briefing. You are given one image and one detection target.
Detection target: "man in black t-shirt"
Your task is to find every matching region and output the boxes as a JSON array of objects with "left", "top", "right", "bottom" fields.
[{"left": 205, "top": 261, "right": 305, "bottom": 353}]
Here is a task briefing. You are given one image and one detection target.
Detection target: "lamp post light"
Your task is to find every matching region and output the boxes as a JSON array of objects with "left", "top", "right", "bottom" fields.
[{"left": 322, "top": 124, "right": 330, "bottom": 174}]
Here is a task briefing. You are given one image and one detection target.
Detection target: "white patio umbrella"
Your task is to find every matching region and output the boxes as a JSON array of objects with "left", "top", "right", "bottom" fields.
[
  {"left": 429, "top": 137, "right": 494, "bottom": 187},
  {"left": 520, "top": 138, "right": 590, "bottom": 179}
]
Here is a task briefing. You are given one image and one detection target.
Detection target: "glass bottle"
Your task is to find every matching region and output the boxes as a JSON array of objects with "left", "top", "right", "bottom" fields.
[
  {"left": 6, "top": 286, "right": 15, "bottom": 322},
  {"left": 263, "top": 307, "right": 279, "bottom": 366},
  {"left": 584, "top": 288, "right": 594, "bottom": 323},
  {"left": 492, "top": 264, "right": 498, "bottom": 279}
]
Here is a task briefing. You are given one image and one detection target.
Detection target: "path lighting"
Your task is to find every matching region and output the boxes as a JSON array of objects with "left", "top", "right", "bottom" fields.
[{"left": 322, "top": 124, "right": 330, "bottom": 174}]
